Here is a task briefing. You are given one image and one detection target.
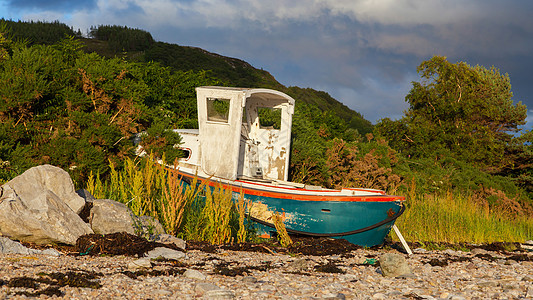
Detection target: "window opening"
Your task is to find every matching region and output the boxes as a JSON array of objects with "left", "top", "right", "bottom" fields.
[
  {"left": 258, "top": 107, "right": 281, "bottom": 130},
  {"left": 207, "top": 98, "right": 230, "bottom": 123}
]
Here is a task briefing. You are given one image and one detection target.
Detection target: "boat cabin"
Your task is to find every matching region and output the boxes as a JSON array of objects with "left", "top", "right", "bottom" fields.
[{"left": 178, "top": 86, "right": 295, "bottom": 182}]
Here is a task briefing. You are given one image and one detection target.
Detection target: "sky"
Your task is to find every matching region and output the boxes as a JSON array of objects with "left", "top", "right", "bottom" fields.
[{"left": 1, "top": 0, "right": 533, "bottom": 130}]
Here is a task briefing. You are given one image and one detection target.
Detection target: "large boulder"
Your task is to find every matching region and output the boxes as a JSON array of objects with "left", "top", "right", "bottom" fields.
[
  {"left": 3, "top": 164, "right": 85, "bottom": 213},
  {"left": 0, "top": 165, "right": 94, "bottom": 245},
  {"left": 89, "top": 199, "right": 165, "bottom": 238}
]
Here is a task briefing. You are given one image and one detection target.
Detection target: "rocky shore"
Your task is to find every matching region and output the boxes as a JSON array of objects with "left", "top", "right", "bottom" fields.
[{"left": 1, "top": 239, "right": 532, "bottom": 299}]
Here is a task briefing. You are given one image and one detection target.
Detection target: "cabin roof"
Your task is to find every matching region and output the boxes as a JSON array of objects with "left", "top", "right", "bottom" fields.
[{"left": 197, "top": 86, "right": 295, "bottom": 106}]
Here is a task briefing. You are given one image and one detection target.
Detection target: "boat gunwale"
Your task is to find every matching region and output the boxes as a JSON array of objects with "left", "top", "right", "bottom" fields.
[{"left": 176, "top": 169, "right": 405, "bottom": 203}]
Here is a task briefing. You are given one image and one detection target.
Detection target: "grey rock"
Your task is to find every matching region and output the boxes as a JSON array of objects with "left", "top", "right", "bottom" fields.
[
  {"left": 322, "top": 293, "right": 346, "bottom": 299},
  {"left": 477, "top": 280, "right": 499, "bottom": 287},
  {"left": 470, "top": 248, "right": 488, "bottom": 255},
  {"left": 289, "top": 258, "right": 312, "bottom": 271},
  {"left": 137, "top": 215, "right": 166, "bottom": 239},
  {"left": 379, "top": 253, "right": 412, "bottom": 277},
  {"left": 76, "top": 189, "right": 96, "bottom": 202},
  {"left": 446, "top": 296, "right": 466, "bottom": 300},
  {"left": 204, "top": 289, "right": 235, "bottom": 299},
  {"left": 241, "top": 276, "right": 257, "bottom": 283},
  {"left": 128, "top": 258, "right": 152, "bottom": 270},
  {"left": 145, "top": 247, "right": 186, "bottom": 260},
  {"left": 89, "top": 199, "right": 137, "bottom": 235},
  {"left": 0, "top": 237, "right": 61, "bottom": 256},
  {"left": 3, "top": 165, "right": 86, "bottom": 213},
  {"left": 40, "top": 248, "right": 62, "bottom": 257},
  {"left": 195, "top": 282, "right": 221, "bottom": 294},
  {"left": 89, "top": 199, "right": 166, "bottom": 238},
  {"left": 151, "top": 234, "right": 186, "bottom": 250},
  {"left": 443, "top": 249, "right": 458, "bottom": 256},
  {"left": 0, "top": 236, "right": 37, "bottom": 255},
  {"left": 0, "top": 184, "right": 93, "bottom": 245},
  {"left": 184, "top": 269, "right": 207, "bottom": 280}
]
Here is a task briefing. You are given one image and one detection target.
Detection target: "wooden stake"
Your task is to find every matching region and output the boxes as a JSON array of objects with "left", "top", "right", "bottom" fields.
[{"left": 393, "top": 224, "right": 413, "bottom": 256}]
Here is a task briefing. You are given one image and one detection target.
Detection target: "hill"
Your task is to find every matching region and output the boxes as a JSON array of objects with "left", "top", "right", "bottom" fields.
[
  {"left": 83, "top": 24, "right": 372, "bottom": 132},
  {"left": 2, "top": 20, "right": 372, "bottom": 133}
]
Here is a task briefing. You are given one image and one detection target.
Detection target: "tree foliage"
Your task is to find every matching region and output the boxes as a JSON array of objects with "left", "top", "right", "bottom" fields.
[
  {"left": 0, "top": 33, "right": 217, "bottom": 182},
  {"left": 89, "top": 25, "right": 154, "bottom": 52},
  {"left": 1, "top": 19, "right": 79, "bottom": 45},
  {"left": 376, "top": 56, "right": 530, "bottom": 174}
]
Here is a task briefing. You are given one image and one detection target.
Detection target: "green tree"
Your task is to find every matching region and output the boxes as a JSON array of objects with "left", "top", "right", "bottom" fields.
[{"left": 375, "top": 56, "right": 529, "bottom": 174}]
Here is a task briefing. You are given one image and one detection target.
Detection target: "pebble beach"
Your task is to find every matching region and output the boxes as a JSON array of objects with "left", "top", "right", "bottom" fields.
[{"left": 1, "top": 244, "right": 532, "bottom": 299}]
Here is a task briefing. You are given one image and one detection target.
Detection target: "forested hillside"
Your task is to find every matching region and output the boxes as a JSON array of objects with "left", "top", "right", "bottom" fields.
[{"left": 1, "top": 20, "right": 532, "bottom": 227}]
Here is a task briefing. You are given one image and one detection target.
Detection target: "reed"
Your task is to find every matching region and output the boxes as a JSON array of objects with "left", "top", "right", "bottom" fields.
[
  {"left": 393, "top": 187, "right": 533, "bottom": 244},
  {"left": 85, "top": 154, "right": 197, "bottom": 236},
  {"left": 159, "top": 162, "right": 196, "bottom": 236},
  {"left": 235, "top": 191, "right": 249, "bottom": 243},
  {"left": 272, "top": 210, "right": 293, "bottom": 247},
  {"left": 200, "top": 183, "right": 234, "bottom": 244}
]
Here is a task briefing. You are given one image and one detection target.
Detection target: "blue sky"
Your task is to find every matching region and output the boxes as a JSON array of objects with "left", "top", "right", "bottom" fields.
[{"left": 2, "top": 0, "right": 533, "bottom": 130}]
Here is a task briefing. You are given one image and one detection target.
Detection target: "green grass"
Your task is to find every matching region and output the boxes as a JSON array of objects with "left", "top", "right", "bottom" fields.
[
  {"left": 393, "top": 190, "right": 533, "bottom": 244},
  {"left": 86, "top": 155, "right": 251, "bottom": 244},
  {"left": 85, "top": 155, "right": 533, "bottom": 246}
]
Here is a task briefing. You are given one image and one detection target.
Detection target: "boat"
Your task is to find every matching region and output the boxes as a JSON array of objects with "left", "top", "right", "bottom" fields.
[{"left": 148, "top": 86, "right": 406, "bottom": 247}]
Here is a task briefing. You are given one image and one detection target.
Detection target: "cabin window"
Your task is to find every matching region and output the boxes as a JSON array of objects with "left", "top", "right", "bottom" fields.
[
  {"left": 180, "top": 148, "right": 191, "bottom": 160},
  {"left": 258, "top": 107, "right": 281, "bottom": 130},
  {"left": 207, "top": 98, "right": 230, "bottom": 123}
]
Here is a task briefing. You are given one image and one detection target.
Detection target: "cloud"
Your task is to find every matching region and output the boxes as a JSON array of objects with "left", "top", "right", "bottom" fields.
[
  {"left": 525, "top": 110, "right": 533, "bottom": 131},
  {"left": 4, "top": 0, "right": 533, "bottom": 124}
]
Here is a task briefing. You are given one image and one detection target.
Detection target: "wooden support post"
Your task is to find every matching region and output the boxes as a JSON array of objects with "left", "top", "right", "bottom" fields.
[{"left": 393, "top": 224, "right": 413, "bottom": 256}]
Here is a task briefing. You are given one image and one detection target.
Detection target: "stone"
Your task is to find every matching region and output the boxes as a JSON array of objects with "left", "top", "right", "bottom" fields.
[
  {"left": 145, "top": 247, "right": 186, "bottom": 260},
  {"left": 204, "top": 289, "right": 235, "bottom": 299},
  {"left": 128, "top": 258, "right": 152, "bottom": 270},
  {"left": 289, "top": 258, "right": 312, "bottom": 271},
  {"left": 151, "top": 233, "right": 186, "bottom": 250},
  {"left": 89, "top": 199, "right": 166, "bottom": 238},
  {"left": 323, "top": 293, "right": 346, "bottom": 299},
  {"left": 40, "top": 248, "right": 62, "bottom": 257},
  {"left": 89, "top": 199, "right": 138, "bottom": 235},
  {"left": 76, "top": 189, "right": 97, "bottom": 202},
  {"left": 0, "top": 237, "right": 61, "bottom": 256},
  {"left": 184, "top": 269, "right": 207, "bottom": 280},
  {"left": 195, "top": 282, "right": 221, "bottom": 294},
  {"left": 2, "top": 165, "right": 86, "bottom": 213},
  {"left": 470, "top": 248, "right": 488, "bottom": 255},
  {"left": 0, "top": 236, "right": 37, "bottom": 255},
  {"left": 379, "top": 253, "right": 412, "bottom": 277},
  {"left": 136, "top": 215, "right": 166, "bottom": 239},
  {"left": 0, "top": 185, "right": 93, "bottom": 245},
  {"left": 241, "top": 276, "right": 257, "bottom": 283}
]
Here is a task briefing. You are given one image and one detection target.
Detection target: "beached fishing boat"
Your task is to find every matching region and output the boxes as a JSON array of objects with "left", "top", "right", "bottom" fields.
[{"left": 149, "top": 86, "right": 406, "bottom": 247}]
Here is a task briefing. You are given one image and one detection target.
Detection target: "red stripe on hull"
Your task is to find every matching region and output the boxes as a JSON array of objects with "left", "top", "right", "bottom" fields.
[{"left": 178, "top": 171, "right": 405, "bottom": 203}]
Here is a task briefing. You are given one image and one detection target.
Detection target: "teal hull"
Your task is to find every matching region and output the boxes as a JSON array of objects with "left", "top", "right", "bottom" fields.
[{"left": 244, "top": 193, "right": 403, "bottom": 247}]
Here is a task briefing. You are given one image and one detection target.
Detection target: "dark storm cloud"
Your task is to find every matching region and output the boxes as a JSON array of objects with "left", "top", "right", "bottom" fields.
[{"left": 7, "top": 0, "right": 97, "bottom": 12}]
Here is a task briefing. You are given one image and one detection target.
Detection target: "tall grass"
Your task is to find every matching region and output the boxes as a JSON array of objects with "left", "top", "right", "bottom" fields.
[
  {"left": 86, "top": 155, "right": 252, "bottom": 244},
  {"left": 393, "top": 183, "right": 533, "bottom": 244},
  {"left": 272, "top": 210, "right": 293, "bottom": 247}
]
